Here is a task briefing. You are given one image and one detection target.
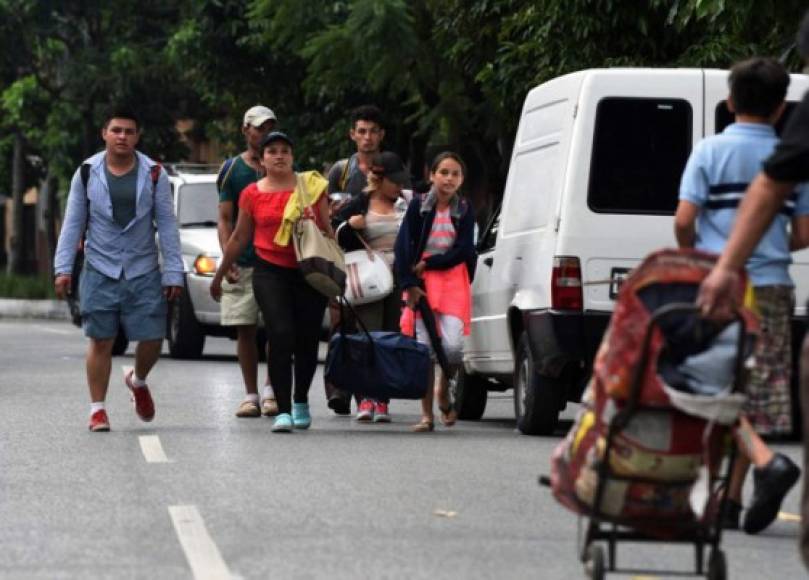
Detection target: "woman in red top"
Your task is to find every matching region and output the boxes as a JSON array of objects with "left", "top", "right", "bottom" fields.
[{"left": 211, "top": 132, "right": 332, "bottom": 432}]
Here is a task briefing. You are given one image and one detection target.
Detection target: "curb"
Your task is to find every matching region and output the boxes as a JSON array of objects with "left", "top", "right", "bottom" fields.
[{"left": 0, "top": 298, "right": 70, "bottom": 320}]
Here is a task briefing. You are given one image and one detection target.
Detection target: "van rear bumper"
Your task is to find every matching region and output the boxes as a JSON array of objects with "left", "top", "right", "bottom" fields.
[{"left": 522, "top": 309, "right": 611, "bottom": 387}]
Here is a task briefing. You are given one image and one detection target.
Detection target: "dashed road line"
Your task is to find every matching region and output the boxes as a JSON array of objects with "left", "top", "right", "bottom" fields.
[
  {"left": 139, "top": 435, "right": 170, "bottom": 463},
  {"left": 32, "top": 324, "right": 74, "bottom": 335},
  {"left": 778, "top": 511, "right": 801, "bottom": 522},
  {"left": 169, "top": 505, "right": 232, "bottom": 580}
]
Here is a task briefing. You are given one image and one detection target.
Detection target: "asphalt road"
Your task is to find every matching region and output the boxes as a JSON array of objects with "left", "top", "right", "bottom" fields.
[{"left": 0, "top": 319, "right": 805, "bottom": 579}]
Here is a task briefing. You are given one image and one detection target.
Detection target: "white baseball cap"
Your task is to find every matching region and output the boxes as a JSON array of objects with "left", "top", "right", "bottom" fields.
[{"left": 243, "top": 105, "right": 277, "bottom": 128}]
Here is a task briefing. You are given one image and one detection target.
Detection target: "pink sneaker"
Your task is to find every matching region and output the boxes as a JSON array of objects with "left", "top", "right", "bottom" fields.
[
  {"left": 125, "top": 370, "right": 155, "bottom": 422},
  {"left": 356, "top": 399, "right": 374, "bottom": 422},
  {"left": 88, "top": 409, "right": 110, "bottom": 432},
  {"left": 373, "top": 401, "right": 391, "bottom": 423}
]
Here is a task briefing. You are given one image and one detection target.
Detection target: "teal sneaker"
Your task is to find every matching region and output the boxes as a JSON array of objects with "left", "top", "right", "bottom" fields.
[
  {"left": 292, "top": 403, "right": 312, "bottom": 429},
  {"left": 271, "top": 413, "right": 294, "bottom": 433}
]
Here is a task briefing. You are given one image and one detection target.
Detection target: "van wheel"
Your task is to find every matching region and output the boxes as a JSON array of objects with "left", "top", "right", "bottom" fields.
[
  {"left": 514, "top": 333, "right": 560, "bottom": 435},
  {"left": 167, "top": 289, "right": 205, "bottom": 359},
  {"left": 111, "top": 329, "right": 129, "bottom": 356},
  {"left": 451, "top": 367, "right": 488, "bottom": 420}
]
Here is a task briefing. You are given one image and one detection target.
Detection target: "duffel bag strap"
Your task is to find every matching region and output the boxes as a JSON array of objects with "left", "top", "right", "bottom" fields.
[{"left": 337, "top": 297, "right": 377, "bottom": 365}]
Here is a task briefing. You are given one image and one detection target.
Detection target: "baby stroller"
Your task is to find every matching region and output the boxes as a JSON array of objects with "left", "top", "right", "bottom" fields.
[{"left": 546, "top": 249, "right": 758, "bottom": 580}]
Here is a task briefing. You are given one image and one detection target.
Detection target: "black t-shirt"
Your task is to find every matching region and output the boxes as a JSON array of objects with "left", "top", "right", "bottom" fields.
[{"left": 764, "top": 91, "right": 809, "bottom": 182}]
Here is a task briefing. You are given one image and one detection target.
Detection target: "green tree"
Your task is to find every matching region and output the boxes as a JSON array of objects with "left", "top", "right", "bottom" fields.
[{"left": 0, "top": 0, "right": 195, "bottom": 273}]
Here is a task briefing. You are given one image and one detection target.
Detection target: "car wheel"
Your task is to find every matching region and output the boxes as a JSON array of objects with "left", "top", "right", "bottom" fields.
[
  {"left": 451, "top": 367, "right": 488, "bottom": 420},
  {"left": 514, "top": 332, "right": 561, "bottom": 435},
  {"left": 111, "top": 328, "right": 129, "bottom": 356},
  {"left": 167, "top": 288, "right": 205, "bottom": 359}
]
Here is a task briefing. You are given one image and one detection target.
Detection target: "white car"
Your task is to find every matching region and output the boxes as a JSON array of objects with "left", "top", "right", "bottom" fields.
[{"left": 165, "top": 164, "right": 230, "bottom": 358}]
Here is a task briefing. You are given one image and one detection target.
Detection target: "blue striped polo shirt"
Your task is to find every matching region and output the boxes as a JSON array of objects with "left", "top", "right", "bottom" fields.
[{"left": 679, "top": 122, "right": 809, "bottom": 287}]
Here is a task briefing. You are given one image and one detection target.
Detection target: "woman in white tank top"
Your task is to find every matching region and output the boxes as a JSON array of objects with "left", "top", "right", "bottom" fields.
[{"left": 334, "top": 152, "right": 409, "bottom": 422}]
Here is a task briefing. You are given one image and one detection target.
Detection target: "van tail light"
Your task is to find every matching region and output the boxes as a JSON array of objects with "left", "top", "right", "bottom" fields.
[{"left": 551, "top": 256, "right": 583, "bottom": 311}]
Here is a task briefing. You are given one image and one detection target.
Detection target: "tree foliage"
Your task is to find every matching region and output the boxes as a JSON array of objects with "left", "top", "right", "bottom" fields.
[{"left": 1, "top": 0, "right": 807, "bottom": 214}]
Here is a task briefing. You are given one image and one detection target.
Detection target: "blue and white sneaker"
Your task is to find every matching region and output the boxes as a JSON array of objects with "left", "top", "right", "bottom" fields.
[
  {"left": 271, "top": 413, "right": 294, "bottom": 433},
  {"left": 292, "top": 403, "right": 312, "bottom": 430}
]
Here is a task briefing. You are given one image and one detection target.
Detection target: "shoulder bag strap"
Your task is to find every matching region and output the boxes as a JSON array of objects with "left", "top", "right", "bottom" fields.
[
  {"left": 338, "top": 157, "right": 351, "bottom": 191},
  {"left": 352, "top": 230, "right": 377, "bottom": 259}
]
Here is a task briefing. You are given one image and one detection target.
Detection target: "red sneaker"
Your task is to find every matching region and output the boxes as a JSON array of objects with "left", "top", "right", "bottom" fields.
[
  {"left": 88, "top": 409, "right": 110, "bottom": 432},
  {"left": 125, "top": 370, "right": 155, "bottom": 422},
  {"left": 356, "top": 399, "right": 374, "bottom": 422},
  {"left": 373, "top": 401, "right": 391, "bottom": 423}
]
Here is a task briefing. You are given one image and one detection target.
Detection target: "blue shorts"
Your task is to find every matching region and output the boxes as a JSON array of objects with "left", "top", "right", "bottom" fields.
[{"left": 79, "top": 263, "right": 167, "bottom": 341}]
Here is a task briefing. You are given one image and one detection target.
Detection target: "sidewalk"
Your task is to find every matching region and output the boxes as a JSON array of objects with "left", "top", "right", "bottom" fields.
[{"left": 0, "top": 298, "right": 70, "bottom": 320}]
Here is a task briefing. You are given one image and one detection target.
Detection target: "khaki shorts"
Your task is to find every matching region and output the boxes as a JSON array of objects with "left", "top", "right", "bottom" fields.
[{"left": 220, "top": 266, "right": 261, "bottom": 326}]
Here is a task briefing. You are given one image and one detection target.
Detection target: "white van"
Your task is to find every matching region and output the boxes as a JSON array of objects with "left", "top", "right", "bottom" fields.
[{"left": 456, "top": 68, "right": 809, "bottom": 435}]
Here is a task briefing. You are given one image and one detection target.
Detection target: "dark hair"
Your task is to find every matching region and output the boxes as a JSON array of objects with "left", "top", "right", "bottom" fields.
[
  {"left": 103, "top": 105, "right": 141, "bottom": 130},
  {"left": 728, "top": 57, "right": 789, "bottom": 118},
  {"left": 799, "top": 10, "right": 809, "bottom": 59},
  {"left": 350, "top": 105, "right": 384, "bottom": 130},
  {"left": 430, "top": 151, "right": 467, "bottom": 176}
]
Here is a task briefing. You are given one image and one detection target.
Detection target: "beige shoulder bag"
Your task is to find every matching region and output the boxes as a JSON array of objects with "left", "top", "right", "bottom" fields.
[{"left": 292, "top": 173, "right": 346, "bottom": 298}]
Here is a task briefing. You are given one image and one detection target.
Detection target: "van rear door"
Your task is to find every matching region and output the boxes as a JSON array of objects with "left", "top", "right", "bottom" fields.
[{"left": 557, "top": 69, "right": 704, "bottom": 312}]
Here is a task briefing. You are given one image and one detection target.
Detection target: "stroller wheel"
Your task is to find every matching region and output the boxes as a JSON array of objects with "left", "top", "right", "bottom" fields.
[
  {"left": 707, "top": 549, "right": 726, "bottom": 580},
  {"left": 585, "top": 544, "right": 606, "bottom": 580}
]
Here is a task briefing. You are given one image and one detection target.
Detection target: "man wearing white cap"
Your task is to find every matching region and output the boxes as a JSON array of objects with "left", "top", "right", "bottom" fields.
[{"left": 217, "top": 105, "right": 278, "bottom": 417}]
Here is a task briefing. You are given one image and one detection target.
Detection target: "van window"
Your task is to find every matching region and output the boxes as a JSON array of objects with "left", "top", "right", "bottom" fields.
[
  {"left": 588, "top": 98, "right": 692, "bottom": 215},
  {"left": 715, "top": 101, "right": 799, "bottom": 136},
  {"left": 502, "top": 143, "right": 560, "bottom": 234}
]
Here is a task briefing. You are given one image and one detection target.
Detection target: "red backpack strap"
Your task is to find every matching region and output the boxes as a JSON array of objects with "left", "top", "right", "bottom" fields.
[
  {"left": 149, "top": 163, "right": 162, "bottom": 190},
  {"left": 149, "top": 164, "right": 163, "bottom": 222}
]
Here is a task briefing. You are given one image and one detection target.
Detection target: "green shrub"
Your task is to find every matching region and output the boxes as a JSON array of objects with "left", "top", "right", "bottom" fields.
[{"left": 0, "top": 273, "right": 56, "bottom": 299}]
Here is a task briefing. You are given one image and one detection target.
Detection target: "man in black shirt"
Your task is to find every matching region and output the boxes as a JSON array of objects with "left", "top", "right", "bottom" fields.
[{"left": 697, "top": 11, "right": 809, "bottom": 568}]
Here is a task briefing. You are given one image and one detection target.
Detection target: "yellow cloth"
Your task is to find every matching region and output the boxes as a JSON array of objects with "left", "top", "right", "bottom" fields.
[
  {"left": 273, "top": 170, "right": 329, "bottom": 246},
  {"left": 743, "top": 283, "right": 760, "bottom": 316}
]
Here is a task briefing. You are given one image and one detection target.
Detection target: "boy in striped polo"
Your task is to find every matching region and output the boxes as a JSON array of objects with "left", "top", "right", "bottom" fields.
[{"left": 675, "top": 57, "right": 809, "bottom": 534}]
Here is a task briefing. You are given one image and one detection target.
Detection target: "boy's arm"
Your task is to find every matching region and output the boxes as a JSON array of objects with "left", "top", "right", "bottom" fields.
[
  {"left": 790, "top": 184, "right": 809, "bottom": 251},
  {"left": 790, "top": 215, "right": 809, "bottom": 251},
  {"left": 674, "top": 200, "right": 699, "bottom": 248},
  {"left": 676, "top": 143, "right": 709, "bottom": 250}
]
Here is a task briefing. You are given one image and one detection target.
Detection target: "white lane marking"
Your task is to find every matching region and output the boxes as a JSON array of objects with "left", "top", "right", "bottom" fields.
[
  {"left": 169, "top": 505, "right": 232, "bottom": 580},
  {"left": 32, "top": 325, "right": 74, "bottom": 335},
  {"left": 139, "top": 435, "right": 170, "bottom": 463}
]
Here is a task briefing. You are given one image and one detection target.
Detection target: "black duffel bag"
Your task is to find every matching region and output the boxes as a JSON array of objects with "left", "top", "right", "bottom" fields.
[{"left": 325, "top": 300, "right": 431, "bottom": 400}]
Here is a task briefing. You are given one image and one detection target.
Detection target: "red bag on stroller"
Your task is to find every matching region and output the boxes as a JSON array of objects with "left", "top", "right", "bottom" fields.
[{"left": 550, "top": 249, "right": 758, "bottom": 535}]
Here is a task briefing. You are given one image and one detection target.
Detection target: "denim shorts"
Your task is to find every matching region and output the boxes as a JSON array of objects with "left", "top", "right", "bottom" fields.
[{"left": 79, "top": 263, "right": 167, "bottom": 341}]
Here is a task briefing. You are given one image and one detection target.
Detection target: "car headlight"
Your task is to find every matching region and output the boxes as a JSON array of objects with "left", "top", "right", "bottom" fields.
[{"left": 193, "top": 255, "right": 218, "bottom": 276}]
